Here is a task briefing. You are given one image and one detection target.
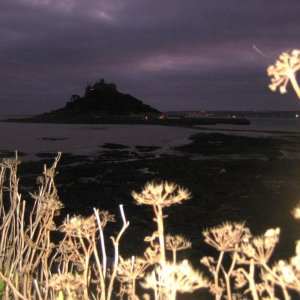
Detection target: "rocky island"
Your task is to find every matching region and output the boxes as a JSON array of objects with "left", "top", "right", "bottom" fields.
[
  {"left": 5, "top": 79, "right": 250, "bottom": 125},
  {"left": 19, "top": 79, "right": 162, "bottom": 123}
]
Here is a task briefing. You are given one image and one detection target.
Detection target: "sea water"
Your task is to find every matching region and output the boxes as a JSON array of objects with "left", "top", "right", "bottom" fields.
[
  {"left": 0, "top": 121, "right": 197, "bottom": 160},
  {"left": 0, "top": 116, "right": 300, "bottom": 160},
  {"left": 211, "top": 117, "right": 300, "bottom": 133}
]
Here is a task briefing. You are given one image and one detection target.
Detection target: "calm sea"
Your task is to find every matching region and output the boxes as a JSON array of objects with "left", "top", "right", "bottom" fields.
[
  {"left": 0, "top": 115, "right": 300, "bottom": 160},
  {"left": 208, "top": 117, "right": 300, "bottom": 132}
]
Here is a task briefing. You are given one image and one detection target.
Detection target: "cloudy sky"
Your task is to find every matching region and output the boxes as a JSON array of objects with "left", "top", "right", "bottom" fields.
[{"left": 1, "top": 0, "right": 300, "bottom": 114}]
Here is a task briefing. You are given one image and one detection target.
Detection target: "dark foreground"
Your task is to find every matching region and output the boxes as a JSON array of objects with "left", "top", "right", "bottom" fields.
[{"left": 6, "top": 130, "right": 300, "bottom": 299}]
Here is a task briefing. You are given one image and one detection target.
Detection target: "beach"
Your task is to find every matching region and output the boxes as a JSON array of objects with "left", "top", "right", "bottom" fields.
[
  {"left": 1, "top": 119, "right": 300, "bottom": 299},
  {"left": 0, "top": 120, "right": 300, "bottom": 299}
]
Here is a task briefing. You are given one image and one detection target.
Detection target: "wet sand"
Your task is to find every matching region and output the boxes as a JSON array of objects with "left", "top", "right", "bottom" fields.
[{"left": 10, "top": 130, "right": 300, "bottom": 266}]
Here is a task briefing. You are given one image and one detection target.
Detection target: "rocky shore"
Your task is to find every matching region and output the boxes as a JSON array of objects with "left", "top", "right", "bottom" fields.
[{"left": 10, "top": 129, "right": 300, "bottom": 270}]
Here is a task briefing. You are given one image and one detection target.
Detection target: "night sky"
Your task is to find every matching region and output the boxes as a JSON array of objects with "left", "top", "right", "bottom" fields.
[{"left": 1, "top": 0, "right": 300, "bottom": 115}]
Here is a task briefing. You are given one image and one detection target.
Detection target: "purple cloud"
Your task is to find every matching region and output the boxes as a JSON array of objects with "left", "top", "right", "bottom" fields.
[{"left": 0, "top": 0, "right": 300, "bottom": 114}]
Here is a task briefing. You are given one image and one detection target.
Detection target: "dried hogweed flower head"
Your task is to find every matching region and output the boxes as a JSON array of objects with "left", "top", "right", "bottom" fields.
[
  {"left": 132, "top": 181, "right": 191, "bottom": 207},
  {"left": 31, "top": 192, "right": 64, "bottom": 216},
  {"left": 264, "top": 227, "right": 280, "bottom": 249},
  {"left": 166, "top": 234, "right": 192, "bottom": 264},
  {"left": 267, "top": 50, "right": 300, "bottom": 98},
  {"left": 269, "top": 239, "right": 300, "bottom": 291},
  {"left": 166, "top": 234, "right": 192, "bottom": 252},
  {"left": 2, "top": 157, "right": 21, "bottom": 169},
  {"left": 116, "top": 256, "right": 150, "bottom": 298},
  {"left": 203, "top": 222, "right": 250, "bottom": 252},
  {"left": 141, "top": 259, "right": 208, "bottom": 295},
  {"left": 48, "top": 273, "right": 86, "bottom": 299},
  {"left": 60, "top": 215, "right": 97, "bottom": 237},
  {"left": 117, "top": 256, "right": 149, "bottom": 282},
  {"left": 241, "top": 227, "right": 280, "bottom": 264},
  {"left": 97, "top": 210, "right": 116, "bottom": 229}
]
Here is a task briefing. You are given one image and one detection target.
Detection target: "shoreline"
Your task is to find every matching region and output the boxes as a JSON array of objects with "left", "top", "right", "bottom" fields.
[
  {"left": 9, "top": 129, "right": 300, "bottom": 269},
  {"left": 2, "top": 116, "right": 251, "bottom": 126},
  {"left": 1, "top": 120, "right": 299, "bottom": 162}
]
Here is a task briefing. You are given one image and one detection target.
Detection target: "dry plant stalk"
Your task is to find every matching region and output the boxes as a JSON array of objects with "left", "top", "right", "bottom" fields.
[
  {"left": 53, "top": 205, "right": 127, "bottom": 300},
  {"left": 0, "top": 154, "right": 129, "bottom": 300},
  {"left": 116, "top": 256, "right": 149, "bottom": 299},
  {"left": 132, "top": 181, "right": 191, "bottom": 267},
  {"left": 132, "top": 181, "right": 208, "bottom": 299},
  {"left": 201, "top": 222, "right": 251, "bottom": 300},
  {"left": 0, "top": 159, "right": 299, "bottom": 299},
  {"left": 0, "top": 153, "right": 63, "bottom": 299},
  {"left": 1, "top": 160, "right": 298, "bottom": 300},
  {"left": 201, "top": 223, "right": 285, "bottom": 300}
]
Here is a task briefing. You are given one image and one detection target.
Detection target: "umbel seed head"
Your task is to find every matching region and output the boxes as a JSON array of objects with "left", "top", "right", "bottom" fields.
[{"left": 132, "top": 181, "right": 191, "bottom": 207}]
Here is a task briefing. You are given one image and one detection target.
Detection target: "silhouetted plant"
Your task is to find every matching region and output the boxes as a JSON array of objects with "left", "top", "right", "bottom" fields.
[{"left": 268, "top": 49, "right": 300, "bottom": 99}]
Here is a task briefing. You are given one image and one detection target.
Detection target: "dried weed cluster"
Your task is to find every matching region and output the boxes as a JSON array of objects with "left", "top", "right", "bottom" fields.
[
  {"left": 0, "top": 157, "right": 300, "bottom": 300},
  {"left": 0, "top": 50, "right": 300, "bottom": 299},
  {"left": 0, "top": 162, "right": 207, "bottom": 300}
]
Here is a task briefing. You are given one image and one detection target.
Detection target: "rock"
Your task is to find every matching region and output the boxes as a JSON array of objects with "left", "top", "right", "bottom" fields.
[{"left": 219, "top": 168, "right": 226, "bottom": 174}]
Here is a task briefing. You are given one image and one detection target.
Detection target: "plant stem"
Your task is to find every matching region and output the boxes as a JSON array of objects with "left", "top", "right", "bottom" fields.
[
  {"left": 289, "top": 72, "right": 300, "bottom": 99},
  {"left": 248, "top": 259, "right": 259, "bottom": 300},
  {"left": 107, "top": 205, "right": 129, "bottom": 300},
  {"left": 156, "top": 205, "right": 166, "bottom": 266},
  {"left": 214, "top": 250, "right": 224, "bottom": 300}
]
